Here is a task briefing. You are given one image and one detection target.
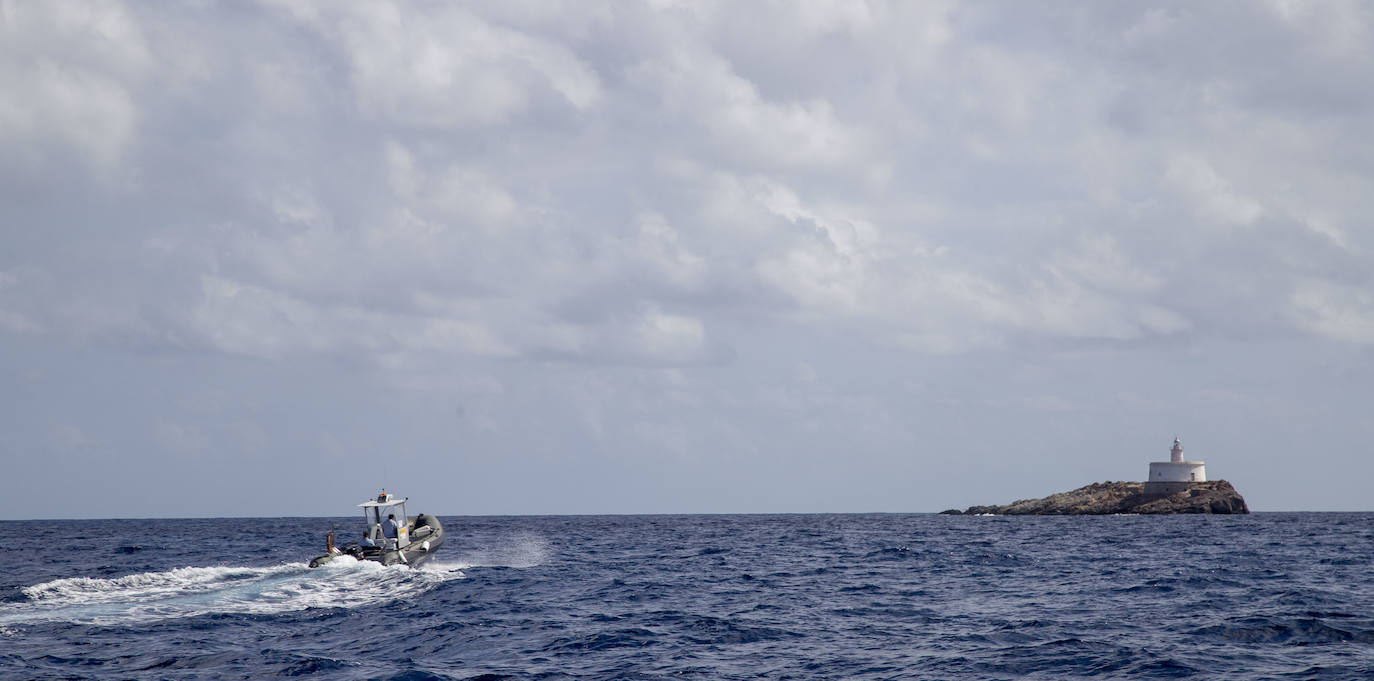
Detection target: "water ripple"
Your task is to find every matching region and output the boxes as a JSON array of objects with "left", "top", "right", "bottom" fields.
[{"left": 2, "top": 513, "right": 1372, "bottom": 679}]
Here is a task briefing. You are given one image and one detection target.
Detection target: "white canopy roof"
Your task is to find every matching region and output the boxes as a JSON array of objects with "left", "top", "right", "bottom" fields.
[{"left": 359, "top": 492, "right": 407, "bottom": 508}]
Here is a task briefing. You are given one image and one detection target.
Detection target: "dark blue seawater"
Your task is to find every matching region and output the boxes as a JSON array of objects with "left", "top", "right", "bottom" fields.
[{"left": 3, "top": 513, "right": 1373, "bottom": 680}]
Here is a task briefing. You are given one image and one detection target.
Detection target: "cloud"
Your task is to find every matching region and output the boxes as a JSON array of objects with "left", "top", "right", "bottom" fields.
[
  {"left": 384, "top": 141, "right": 520, "bottom": 229},
  {"left": 272, "top": 3, "right": 601, "bottom": 129},
  {"left": 187, "top": 275, "right": 513, "bottom": 361},
  {"left": 633, "top": 48, "right": 866, "bottom": 170},
  {"left": 1165, "top": 155, "right": 1264, "bottom": 227},
  {"left": 7, "top": 1, "right": 1374, "bottom": 516},
  {"left": 746, "top": 177, "right": 879, "bottom": 315},
  {"left": 1290, "top": 278, "right": 1374, "bottom": 344},
  {"left": 0, "top": 2, "right": 149, "bottom": 176},
  {"left": 4, "top": 0, "right": 1371, "bottom": 362}
]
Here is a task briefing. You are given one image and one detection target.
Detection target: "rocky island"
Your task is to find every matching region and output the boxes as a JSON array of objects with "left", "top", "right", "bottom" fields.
[
  {"left": 941, "top": 437, "right": 1250, "bottom": 515},
  {"left": 940, "top": 479, "right": 1249, "bottom": 515}
]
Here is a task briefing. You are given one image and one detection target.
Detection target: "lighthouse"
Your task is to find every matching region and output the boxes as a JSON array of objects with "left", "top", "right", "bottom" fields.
[{"left": 1144, "top": 437, "right": 1207, "bottom": 496}]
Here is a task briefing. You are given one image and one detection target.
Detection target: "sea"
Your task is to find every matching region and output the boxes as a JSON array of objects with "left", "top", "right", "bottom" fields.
[{"left": 2, "top": 513, "right": 1372, "bottom": 680}]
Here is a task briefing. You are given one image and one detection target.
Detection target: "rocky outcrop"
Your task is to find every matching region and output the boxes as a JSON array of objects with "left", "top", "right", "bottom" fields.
[{"left": 940, "top": 480, "right": 1249, "bottom": 515}]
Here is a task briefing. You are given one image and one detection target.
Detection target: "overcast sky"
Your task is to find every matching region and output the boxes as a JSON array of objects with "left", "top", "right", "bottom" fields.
[{"left": 3, "top": 1, "right": 1373, "bottom": 518}]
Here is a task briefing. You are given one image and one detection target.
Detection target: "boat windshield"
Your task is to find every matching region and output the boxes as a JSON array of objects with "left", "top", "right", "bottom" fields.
[{"left": 363, "top": 503, "right": 408, "bottom": 532}]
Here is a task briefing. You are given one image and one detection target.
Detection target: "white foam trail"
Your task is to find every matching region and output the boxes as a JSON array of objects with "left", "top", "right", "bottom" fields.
[{"left": 1, "top": 558, "right": 464, "bottom": 627}]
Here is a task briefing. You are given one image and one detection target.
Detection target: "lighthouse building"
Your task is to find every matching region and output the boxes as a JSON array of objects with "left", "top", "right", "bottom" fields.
[{"left": 1144, "top": 438, "right": 1206, "bottom": 496}]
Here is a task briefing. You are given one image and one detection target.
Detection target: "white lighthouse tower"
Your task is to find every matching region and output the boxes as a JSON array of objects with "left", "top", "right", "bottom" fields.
[{"left": 1144, "top": 437, "right": 1207, "bottom": 495}]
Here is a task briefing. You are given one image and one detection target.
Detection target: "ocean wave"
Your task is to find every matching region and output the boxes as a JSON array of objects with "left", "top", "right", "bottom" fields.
[
  {"left": 1191, "top": 616, "right": 1374, "bottom": 644},
  {"left": 5, "top": 513, "right": 1374, "bottom": 680}
]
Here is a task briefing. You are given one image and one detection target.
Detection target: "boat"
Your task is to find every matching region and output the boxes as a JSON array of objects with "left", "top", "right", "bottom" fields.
[{"left": 308, "top": 491, "right": 445, "bottom": 568}]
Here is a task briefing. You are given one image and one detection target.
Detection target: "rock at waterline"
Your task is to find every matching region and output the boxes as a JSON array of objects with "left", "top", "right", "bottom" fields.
[{"left": 941, "top": 480, "right": 1249, "bottom": 515}]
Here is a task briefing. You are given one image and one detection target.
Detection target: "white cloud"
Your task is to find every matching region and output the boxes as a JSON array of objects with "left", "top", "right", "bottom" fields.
[
  {"left": 0, "top": 2, "right": 149, "bottom": 174},
  {"left": 7, "top": 1, "right": 1374, "bottom": 515},
  {"left": 634, "top": 49, "right": 865, "bottom": 169},
  {"left": 1049, "top": 234, "right": 1162, "bottom": 296},
  {"left": 1299, "top": 215, "right": 1350, "bottom": 252},
  {"left": 385, "top": 141, "right": 519, "bottom": 229},
  {"left": 189, "top": 275, "right": 513, "bottom": 361},
  {"left": 190, "top": 276, "right": 325, "bottom": 359},
  {"left": 1267, "top": 0, "right": 1370, "bottom": 53},
  {"left": 632, "top": 307, "right": 706, "bottom": 362},
  {"left": 1290, "top": 278, "right": 1374, "bottom": 344},
  {"left": 276, "top": 3, "right": 601, "bottom": 129},
  {"left": 1165, "top": 155, "right": 1264, "bottom": 227},
  {"left": 751, "top": 179, "right": 879, "bottom": 315},
  {"left": 624, "top": 212, "right": 706, "bottom": 291},
  {"left": 0, "top": 60, "right": 137, "bottom": 172}
]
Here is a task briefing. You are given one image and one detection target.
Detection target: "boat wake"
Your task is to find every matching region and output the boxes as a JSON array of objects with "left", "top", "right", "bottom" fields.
[{"left": 1, "top": 558, "right": 464, "bottom": 627}]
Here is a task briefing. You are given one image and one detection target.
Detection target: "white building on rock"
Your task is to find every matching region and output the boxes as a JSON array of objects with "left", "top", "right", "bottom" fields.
[{"left": 1145, "top": 437, "right": 1207, "bottom": 495}]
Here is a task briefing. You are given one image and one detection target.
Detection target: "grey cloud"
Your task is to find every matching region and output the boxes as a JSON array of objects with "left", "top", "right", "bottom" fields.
[{"left": 5, "top": 1, "right": 1374, "bottom": 516}]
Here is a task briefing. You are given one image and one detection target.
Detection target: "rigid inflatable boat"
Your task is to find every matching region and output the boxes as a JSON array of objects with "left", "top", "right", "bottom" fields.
[{"left": 309, "top": 491, "right": 444, "bottom": 568}]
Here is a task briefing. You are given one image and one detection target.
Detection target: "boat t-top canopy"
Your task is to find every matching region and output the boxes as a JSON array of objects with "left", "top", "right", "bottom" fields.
[
  {"left": 358, "top": 491, "right": 412, "bottom": 548},
  {"left": 359, "top": 491, "right": 407, "bottom": 508}
]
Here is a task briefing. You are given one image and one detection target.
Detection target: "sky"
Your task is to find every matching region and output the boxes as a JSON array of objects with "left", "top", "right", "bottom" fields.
[{"left": 3, "top": 1, "right": 1373, "bottom": 518}]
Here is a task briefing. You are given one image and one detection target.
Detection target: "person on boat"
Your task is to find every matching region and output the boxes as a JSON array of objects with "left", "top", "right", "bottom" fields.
[
  {"left": 359, "top": 531, "right": 376, "bottom": 548},
  {"left": 382, "top": 514, "right": 400, "bottom": 544}
]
